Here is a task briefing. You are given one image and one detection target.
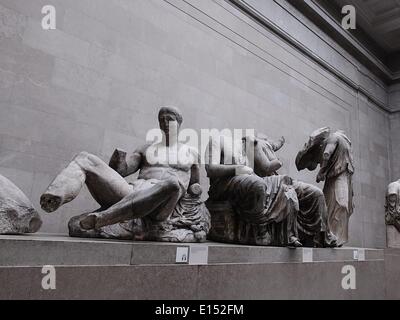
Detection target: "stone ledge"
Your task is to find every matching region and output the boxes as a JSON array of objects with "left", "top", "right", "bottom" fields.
[
  {"left": 0, "top": 261, "right": 388, "bottom": 299},
  {"left": 0, "top": 234, "right": 384, "bottom": 267},
  {"left": 1, "top": 234, "right": 398, "bottom": 299}
]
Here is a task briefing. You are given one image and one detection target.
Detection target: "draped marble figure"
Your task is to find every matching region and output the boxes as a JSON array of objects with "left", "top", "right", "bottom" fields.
[
  {"left": 296, "top": 127, "right": 354, "bottom": 246},
  {"left": 40, "top": 106, "right": 210, "bottom": 242},
  {"left": 206, "top": 133, "right": 337, "bottom": 247},
  {"left": 386, "top": 179, "right": 400, "bottom": 232}
]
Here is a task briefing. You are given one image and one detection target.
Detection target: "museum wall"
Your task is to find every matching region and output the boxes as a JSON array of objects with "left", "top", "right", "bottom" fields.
[
  {"left": 390, "top": 113, "right": 400, "bottom": 180},
  {"left": 0, "top": 0, "right": 393, "bottom": 247},
  {"left": 389, "top": 84, "right": 400, "bottom": 182}
]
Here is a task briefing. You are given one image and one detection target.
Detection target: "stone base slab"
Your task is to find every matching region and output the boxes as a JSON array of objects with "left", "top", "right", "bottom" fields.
[
  {"left": 0, "top": 234, "right": 383, "bottom": 266},
  {"left": 387, "top": 225, "right": 400, "bottom": 248},
  {"left": 0, "top": 234, "right": 398, "bottom": 299}
]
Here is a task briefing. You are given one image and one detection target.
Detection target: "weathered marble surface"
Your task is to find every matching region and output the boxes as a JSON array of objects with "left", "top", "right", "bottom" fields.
[
  {"left": 207, "top": 200, "right": 293, "bottom": 246},
  {"left": 206, "top": 133, "right": 337, "bottom": 247},
  {"left": 68, "top": 183, "right": 210, "bottom": 242},
  {"left": 386, "top": 180, "right": 400, "bottom": 233},
  {"left": 40, "top": 106, "right": 210, "bottom": 242},
  {"left": 296, "top": 127, "right": 354, "bottom": 246},
  {"left": 0, "top": 174, "right": 42, "bottom": 234}
]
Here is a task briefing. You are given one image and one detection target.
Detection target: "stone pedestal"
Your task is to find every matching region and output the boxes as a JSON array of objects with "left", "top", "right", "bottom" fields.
[
  {"left": 387, "top": 225, "right": 400, "bottom": 248},
  {"left": 0, "top": 234, "right": 398, "bottom": 299}
]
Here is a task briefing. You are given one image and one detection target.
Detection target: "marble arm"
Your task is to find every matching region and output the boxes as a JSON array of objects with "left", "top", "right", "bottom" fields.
[
  {"left": 254, "top": 152, "right": 281, "bottom": 177},
  {"left": 190, "top": 164, "right": 200, "bottom": 185},
  {"left": 189, "top": 150, "right": 201, "bottom": 186},
  {"left": 187, "top": 164, "right": 203, "bottom": 196},
  {"left": 109, "top": 148, "right": 142, "bottom": 178},
  {"left": 270, "top": 136, "right": 285, "bottom": 152},
  {"left": 257, "top": 134, "right": 285, "bottom": 152}
]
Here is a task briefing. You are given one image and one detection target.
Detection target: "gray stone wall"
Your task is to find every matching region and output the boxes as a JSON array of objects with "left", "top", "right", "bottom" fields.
[
  {"left": 389, "top": 84, "right": 400, "bottom": 182},
  {"left": 390, "top": 113, "right": 400, "bottom": 180},
  {"left": 389, "top": 84, "right": 400, "bottom": 111},
  {"left": 0, "top": 0, "right": 394, "bottom": 247}
]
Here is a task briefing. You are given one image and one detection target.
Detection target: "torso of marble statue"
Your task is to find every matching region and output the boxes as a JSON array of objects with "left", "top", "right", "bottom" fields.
[
  {"left": 208, "top": 135, "right": 247, "bottom": 166},
  {"left": 323, "top": 131, "right": 354, "bottom": 179},
  {"left": 206, "top": 134, "right": 282, "bottom": 177},
  {"left": 137, "top": 142, "right": 199, "bottom": 191}
]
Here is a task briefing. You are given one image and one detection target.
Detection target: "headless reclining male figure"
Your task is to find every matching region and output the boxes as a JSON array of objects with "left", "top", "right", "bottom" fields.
[{"left": 40, "top": 106, "right": 207, "bottom": 240}]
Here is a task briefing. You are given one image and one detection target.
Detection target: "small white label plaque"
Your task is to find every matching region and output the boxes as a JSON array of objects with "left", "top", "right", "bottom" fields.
[
  {"left": 176, "top": 247, "right": 189, "bottom": 264},
  {"left": 189, "top": 246, "right": 208, "bottom": 265},
  {"left": 357, "top": 249, "right": 365, "bottom": 261},
  {"left": 353, "top": 249, "right": 365, "bottom": 261},
  {"left": 302, "top": 248, "right": 313, "bottom": 263}
]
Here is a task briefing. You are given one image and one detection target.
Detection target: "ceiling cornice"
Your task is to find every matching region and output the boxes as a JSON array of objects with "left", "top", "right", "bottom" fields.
[
  {"left": 228, "top": 0, "right": 400, "bottom": 112},
  {"left": 288, "top": 0, "right": 400, "bottom": 83}
]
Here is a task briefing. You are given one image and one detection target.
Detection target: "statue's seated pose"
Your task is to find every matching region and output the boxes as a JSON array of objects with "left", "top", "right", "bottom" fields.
[
  {"left": 40, "top": 106, "right": 210, "bottom": 242},
  {"left": 205, "top": 133, "right": 337, "bottom": 247}
]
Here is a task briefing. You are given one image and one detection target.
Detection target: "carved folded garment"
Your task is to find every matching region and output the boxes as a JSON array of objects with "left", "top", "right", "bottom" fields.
[
  {"left": 386, "top": 180, "right": 400, "bottom": 232},
  {"left": 292, "top": 180, "right": 325, "bottom": 237},
  {"left": 92, "top": 179, "right": 210, "bottom": 242},
  {"left": 208, "top": 174, "right": 325, "bottom": 241},
  {"left": 323, "top": 171, "right": 353, "bottom": 245},
  {"left": 324, "top": 131, "right": 354, "bottom": 180},
  {"left": 208, "top": 173, "right": 299, "bottom": 232},
  {"left": 142, "top": 192, "right": 211, "bottom": 242}
]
